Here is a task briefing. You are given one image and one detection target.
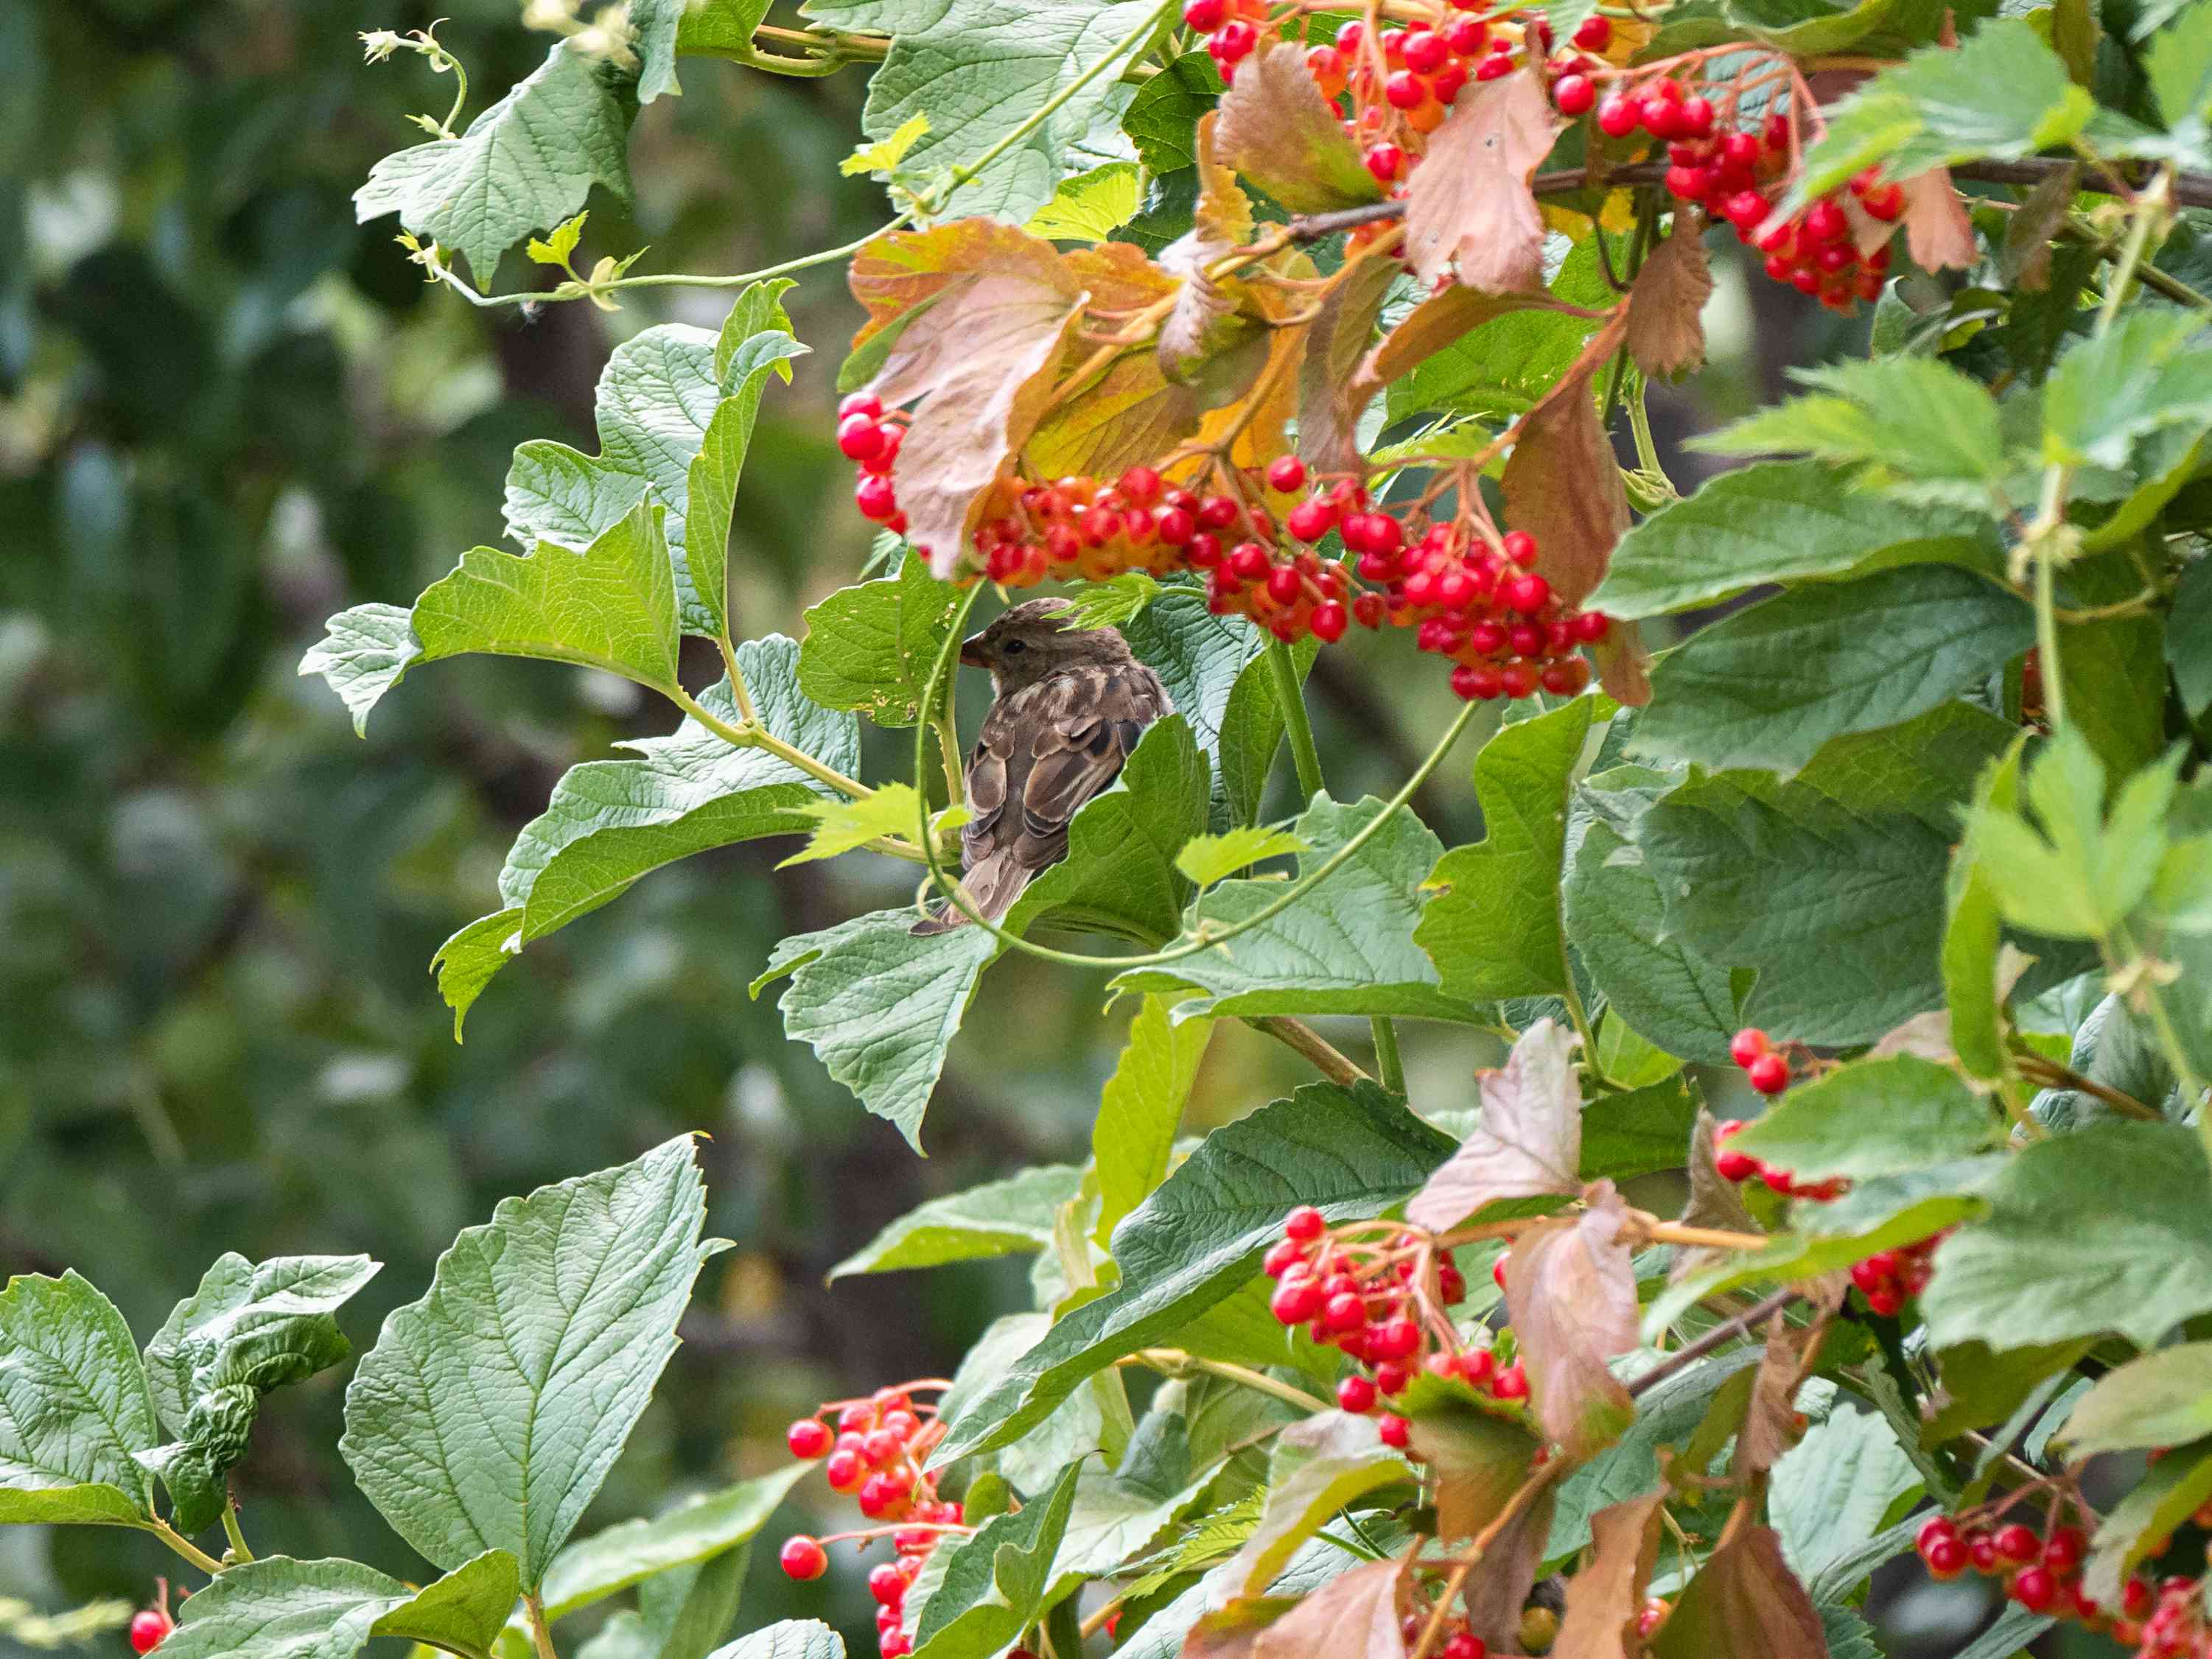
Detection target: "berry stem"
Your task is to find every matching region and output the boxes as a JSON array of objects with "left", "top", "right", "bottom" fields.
[
  {"left": 143, "top": 1518, "right": 225, "bottom": 1578},
  {"left": 219, "top": 1492, "right": 253, "bottom": 1565},
  {"left": 525, "top": 1593, "right": 561, "bottom": 1659},
  {"left": 1125, "top": 1348, "right": 1333, "bottom": 1412}
]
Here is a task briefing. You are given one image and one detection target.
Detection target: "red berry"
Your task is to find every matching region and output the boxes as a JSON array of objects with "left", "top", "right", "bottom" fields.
[
  {"left": 1323, "top": 1291, "right": 1367, "bottom": 1332},
  {"left": 1714, "top": 1148, "right": 1759, "bottom": 1182},
  {"left": 1572, "top": 13, "right": 1611, "bottom": 48},
  {"left": 1379, "top": 1412, "right": 1410, "bottom": 1448},
  {"left": 1337, "top": 1373, "right": 1379, "bottom": 1413},
  {"left": 1723, "top": 190, "right": 1769, "bottom": 231},
  {"left": 1475, "top": 50, "right": 1514, "bottom": 80},
  {"left": 1287, "top": 499, "right": 1336, "bottom": 542},
  {"left": 1502, "top": 572, "right": 1550, "bottom": 613},
  {"left": 1196, "top": 494, "right": 1239, "bottom": 530},
  {"left": 825, "top": 1448, "right": 863, "bottom": 1490},
  {"left": 869, "top": 1562, "right": 909, "bottom": 1606},
  {"left": 1501, "top": 530, "right": 1538, "bottom": 566},
  {"left": 1554, "top": 73, "right": 1595, "bottom": 116},
  {"left": 1678, "top": 94, "right": 1714, "bottom": 136},
  {"left": 1385, "top": 69, "right": 1427, "bottom": 108},
  {"left": 1263, "top": 1237, "right": 1306, "bottom": 1277},
  {"left": 1267, "top": 456, "right": 1307, "bottom": 493},
  {"left": 1729, "top": 1027, "right": 1770, "bottom": 1067},
  {"left": 1183, "top": 0, "right": 1225, "bottom": 28},
  {"left": 2012, "top": 1567, "right": 2058, "bottom": 1613},
  {"left": 1353, "top": 592, "right": 1386, "bottom": 628},
  {"left": 1745, "top": 1052, "right": 1790, "bottom": 1095},
  {"left": 1455, "top": 1348, "right": 1494, "bottom": 1386},
  {"left": 1284, "top": 1204, "right": 1325, "bottom": 1242},
  {"left": 1442, "top": 1634, "right": 1487, "bottom": 1659},
  {"left": 1992, "top": 1523, "right": 2040, "bottom": 1565},
  {"left": 1803, "top": 199, "right": 1848, "bottom": 243},
  {"left": 788, "top": 1418, "right": 833, "bottom": 1459},
  {"left": 1365, "top": 143, "right": 1406, "bottom": 183},
  {"left": 130, "top": 1611, "right": 172, "bottom": 1655},
  {"left": 839, "top": 392, "right": 883, "bottom": 421},
  {"left": 1595, "top": 94, "right": 1638, "bottom": 136},
  {"left": 1925, "top": 1537, "right": 1967, "bottom": 1579},
  {"left": 1311, "top": 601, "right": 1348, "bottom": 643},
  {"left": 1271, "top": 1273, "right": 1324, "bottom": 1324},
  {"left": 1490, "top": 1363, "right": 1529, "bottom": 1400},
  {"left": 855, "top": 473, "right": 899, "bottom": 522},
  {"left": 781, "top": 1535, "right": 830, "bottom": 1580},
  {"left": 1568, "top": 609, "right": 1609, "bottom": 642},
  {"left": 2043, "top": 1526, "right": 2085, "bottom": 1573},
  {"left": 1916, "top": 1516, "right": 1959, "bottom": 1559},
  {"left": 838, "top": 413, "right": 887, "bottom": 460}
]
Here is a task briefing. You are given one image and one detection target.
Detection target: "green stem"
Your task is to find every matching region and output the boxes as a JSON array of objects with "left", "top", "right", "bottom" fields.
[
  {"left": 1370, "top": 1014, "right": 1405, "bottom": 1094},
  {"left": 1267, "top": 639, "right": 1324, "bottom": 804},
  {"left": 716, "top": 633, "right": 760, "bottom": 725},
  {"left": 2031, "top": 492, "right": 2070, "bottom": 732},
  {"left": 220, "top": 1494, "right": 254, "bottom": 1564},
  {"left": 436, "top": 49, "right": 469, "bottom": 138},
  {"left": 934, "top": 704, "right": 967, "bottom": 807},
  {"left": 2099, "top": 168, "right": 2170, "bottom": 329},
  {"left": 912, "top": 587, "right": 1483, "bottom": 968},
  {"left": 1126, "top": 1349, "right": 1330, "bottom": 1414},
  {"left": 525, "top": 1593, "right": 561, "bottom": 1659},
  {"left": 145, "top": 1519, "right": 225, "bottom": 1577},
  {"left": 670, "top": 686, "right": 875, "bottom": 802}
]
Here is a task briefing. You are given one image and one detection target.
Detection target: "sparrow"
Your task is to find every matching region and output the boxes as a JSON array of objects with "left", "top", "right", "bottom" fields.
[{"left": 912, "top": 598, "right": 1172, "bottom": 935}]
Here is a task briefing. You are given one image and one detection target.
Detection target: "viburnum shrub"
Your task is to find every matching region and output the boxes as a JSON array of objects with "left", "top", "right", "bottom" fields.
[{"left": 10, "top": 5, "right": 2212, "bottom": 1659}]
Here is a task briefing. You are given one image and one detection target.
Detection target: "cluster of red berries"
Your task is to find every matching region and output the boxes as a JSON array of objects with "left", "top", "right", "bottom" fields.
[
  {"left": 1912, "top": 1508, "right": 2212, "bottom": 1655},
  {"left": 1728, "top": 1025, "right": 1792, "bottom": 1096},
  {"left": 1846, "top": 1235, "right": 1942, "bottom": 1318},
  {"left": 778, "top": 1384, "right": 971, "bottom": 1659},
  {"left": 129, "top": 1606, "right": 173, "bottom": 1655},
  {"left": 1264, "top": 1205, "right": 1527, "bottom": 1445},
  {"left": 1399, "top": 1610, "right": 1489, "bottom": 1659},
  {"left": 1710, "top": 1119, "right": 1843, "bottom": 1202},
  {"left": 836, "top": 394, "right": 910, "bottom": 537}
]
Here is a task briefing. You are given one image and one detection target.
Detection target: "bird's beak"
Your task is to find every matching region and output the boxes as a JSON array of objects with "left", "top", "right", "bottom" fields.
[{"left": 958, "top": 633, "right": 992, "bottom": 669}]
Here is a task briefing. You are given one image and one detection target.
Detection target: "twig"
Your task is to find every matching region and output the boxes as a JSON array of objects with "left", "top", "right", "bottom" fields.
[
  {"left": 1407, "top": 1459, "right": 1565, "bottom": 1659},
  {"left": 1630, "top": 1286, "right": 1805, "bottom": 1398},
  {"left": 2013, "top": 1053, "right": 2163, "bottom": 1121},
  {"left": 144, "top": 1519, "right": 226, "bottom": 1577},
  {"left": 1249, "top": 1016, "right": 1374, "bottom": 1086},
  {"left": 1123, "top": 1348, "right": 1332, "bottom": 1413}
]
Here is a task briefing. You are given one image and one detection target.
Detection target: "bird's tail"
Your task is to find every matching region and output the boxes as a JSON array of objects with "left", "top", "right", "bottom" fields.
[{"left": 910, "top": 853, "right": 1035, "bottom": 936}]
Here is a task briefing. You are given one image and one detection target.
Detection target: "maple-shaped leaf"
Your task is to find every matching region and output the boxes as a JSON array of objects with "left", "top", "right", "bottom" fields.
[
  {"left": 1404, "top": 71, "right": 1565, "bottom": 294},
  {"left": 1501, "top": 1180, "right": 1638, "bottom": 1457},
  {"left": 1213, "top": 42, "right": 1386, "bottom": 214},
  {"left": 1251, "top": 1560, "right": 1405, "bottom": 1659},
  {"left": 1900, "top": 169, "right": 1975, "bottom": 270},
  {"left": 1624, "top": 225, "right": 1713, "bottom": 380},
  {"left": 1160, "top": 113, "right": 1273, "bottom": 407},
  {"left": 1551, "top": 1491, "right": 1666, "bottom": 1659},
  {"left": 1648, "top": 1525, "right": 1830, "bottom": 1659},
  {"left": 851, "top": 222, "right": 1087, "bottom": 574},
  {"left": 1406, "top": 1017, "right": 1582, "bottom": 1230}
]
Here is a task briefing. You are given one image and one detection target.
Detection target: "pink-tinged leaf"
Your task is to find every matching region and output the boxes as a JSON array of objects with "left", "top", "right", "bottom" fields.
[
  {"left": 1735, "top": 1313, "right": 1813, "bottom": 1478},
  {"left": 1648, "top": 1524, "right": 1830, "bottom": 1659},
  {"left": 1900, "top": 168, "right": 1975, "bottom": 271},
  {"left": 1497, "top": 315, "right": 1628, "bottom": 611},
  {"left": 1404, "top": 71, "right": 1565, "bottom": 294},
  {"left": 1186, "top": 1597, "right": 1295, "bottom": 1659},
  {"left": 1457, "top": 1487, "right": 1558, "bottom": 1655},
  {"left": 1552, "top": 1491, "right": 1667, "bottom": 1659},
  {"left": 1340, "top": 286, "right": 1555, "bottom": 446},
  {"left": 1671, "top": 1112, "right": 1763, "bottom": 1284},
  {"left": 1624, "top": 225, "right": 1713, "bottom": 380},
  {"left": 1594, "top": 625, "right": 1652, "bottom": 708},
  {"left": 1502, "top": 1181, "right": 1638, "bottom": 1457},
  {"left": 1252, "top": 1560, "right": 1406, "bottom": 1659},
  {"left": 1406, "top": 1018, "right": 1582, "bottom": 1230},
  {"left": 1161, "top": 113, "right": 1272, "bottom": 407},
  {"left": 1214, "top": 42, "right": 1385, "bottom": 214},
  {"left": 1033, "top": 248, "right": 1202, "bottom": 480},
  {"left": 1298, "top": 251, "right": 1399, "bottom": 474},
  {"left": 852, "top": 222, "right": 1086, "bottom": 574}
]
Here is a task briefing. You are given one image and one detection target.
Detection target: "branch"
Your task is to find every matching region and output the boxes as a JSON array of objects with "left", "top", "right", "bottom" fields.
[
  {"left": 1630, "top": 1286, "right": 1805, "bottom": 1398},
  {"left": 1247, "top": 1015, "right": 1373, "bottom": 1085}
]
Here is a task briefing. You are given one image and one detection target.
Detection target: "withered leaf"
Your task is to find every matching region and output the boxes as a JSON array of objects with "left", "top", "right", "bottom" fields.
[
  {"left": 1403, "top": 1383, "right": 1544, "bottom": 1543},
  {"left": 853, "top": 222, "right": 1085, "bottom": 575},
  {"left": 1624, "top": 225, "right": 1713, "bottom": 380},
  {"left": 1900, "top": 168, "right": 1975, "bottom": 273},
  {"left": 1404, "top": 71, "right": 1565, "bottom": 294},
  {"left": 1340, "top": 286, "right": 1557, "bottom": 449},
  {"left": 1552, "top": 1491, "right": 1667, "bottom": 1659},
  {"left": 1214, "top": 42, "right": 1386, "bottom": 214},
  {"left": 1734, "top": 1313, "right": 1812, "bottom": 1479},
  {"left": 1593, "top": 621, "right": 1652, "bottom": 708},
  {"left": 1405, "top": 1018, "right": 1581, "bottom": 1232},
  {"left": 1671, "top": 1110, "right": 1763, "bottom": 1284},
  {"left": 1161, "top": 113, "right": 1271, "bottom": 408},
  {"left": 1498, "top": 318, "right": 1628, "bottom": 609},
  {"left": 1648, "top": 1524, "right": 1830, "bottom": 1659},
  {"left": 1458, "top": 1487, "right": 1558, "bottom": 1655},
  {"left": 1298, "top": 252, "right": 1399, "bottom": 474},
  {"left": 1502, "top": 1180, "right": 1638, "bottom": 1458},
  {"left": 2000, "top": 164, "right": 2078, "bottom": 290},
  {"left": 1251, "top": 1560, "right": 1405, "bottom": 1659}
]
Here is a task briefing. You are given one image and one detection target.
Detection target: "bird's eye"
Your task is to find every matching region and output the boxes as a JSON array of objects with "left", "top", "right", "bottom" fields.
[{"left": 1002, "top": 638, "right": 1026, "bottom": 655}]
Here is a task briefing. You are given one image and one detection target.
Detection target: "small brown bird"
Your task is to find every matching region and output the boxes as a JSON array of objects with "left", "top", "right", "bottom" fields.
[{"left": 912, "top": 598, "right": 1172, "bottom": 934}]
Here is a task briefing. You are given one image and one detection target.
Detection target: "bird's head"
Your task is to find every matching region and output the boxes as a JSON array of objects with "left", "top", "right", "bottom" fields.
[{"left": 959, "top": 598, "right": 1137, "bottom": 690}]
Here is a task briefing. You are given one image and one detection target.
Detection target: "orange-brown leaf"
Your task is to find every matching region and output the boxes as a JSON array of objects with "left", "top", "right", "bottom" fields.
[
  {"left": 1497, "top": 328, "right": 1629, "bottom": 610},
  {"left": 1027, "top": 348, "right": 1203, "bottom": 481},
  {"left": 1552, "top": 1491, "right": 1667, "bottom": 1659},
  {"left": 1404, "top": 71, "right": 1564, "bottom": 294},
  {"left": 1252, "top": 1560, "right": 1406, "bottom": 1659},
  {"left": 1403, "top": 1386, "right": 1544, "bottom": 1543},
  {"left": 1900, "top": 167, "right": 1975, "bottom": 271},
  {"left": 1502, "top": 1181, "right": 1638, "bottom": 1459},
  {"left": 1648, "top": 1525, "right": 1830, "bottom": 1659},
  {"left": 1214, "top": 42, "right": 1386, "bottom": 214},
  {"left": 1624, "top": 225, "right": 1713, "bottom": 380},
  {"left": 1594, "top": 622, "right": 1652, "bottom": 708},
  {"left": 1459, "top": 1487, "right": 1558, "bottom": 1655},
  {"left": 854, "top": 222, "right": 1086, "bottom": 573},
  {"left": 1340, "top": 287, "right": 1560, "bottom": 456},
  {"left": 1161, "top": 113, "right": 1270, "bottom": 406},
  {"left": 1298, "top": 251, "right": 1399, "bottom": 474}
]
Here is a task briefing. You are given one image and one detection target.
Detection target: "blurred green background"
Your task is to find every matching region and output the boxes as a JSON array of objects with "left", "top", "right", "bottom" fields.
[{"left": 0, "top": 1, "right": 1855, "bottom": 1652}]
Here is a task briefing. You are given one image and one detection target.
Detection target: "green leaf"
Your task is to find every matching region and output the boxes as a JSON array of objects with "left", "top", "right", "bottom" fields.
[
  {"left": 1213, "top": 636, "right": 1312, "bottom": 830},
  {"left": 931, "top": 1081, "right": 1455, "bottom": 1466},
  {"left": 1026, "top": 162, "right": 1141, "bottom": 240},
  {"left": 505, "top": 304, "right": 808, "bottom": 636},
  {"left": 341, "top": 1137, "right": 720, "bottom": 1588},
  {"left": 2043, "top": 310, "right": 2212, "bottom": 470},
  {"left": 2084, "top": 1441, "right": 2212, "bottom": 1605},
  {"left": 1384, "top": 234, "right": 1612, "bottom": 424},
  {"left": 1578, "top": 1076, "right": 1701, "bottom": 1184},
  {"left": 1630, "top": 567, "right": 2032, "bottom": 777},
  {"left": 799, "top": 558, "right": 962, "bottom": 727},
  {"left": 844, "top": 113, "right": 934, "bottom": 176},
  {"left": 2054, "top": 1344, "right": 2212, "bottom": 1457},
  {"left": 1221, "top": 1414, "right": 1409, "bottom": 1595},
  {"left": 1921, "top": 1123, "right": 2212, "bottom": 1351},
  {"left": 1053, "top": 1415, "right": 1217, "bottom": 1579},
  {"left": 1638, "top": 702, "right": 2016, "bottom": 1045},
  {"left": 1726, "top": 1055, "right": 2000, "bottom": 1182},
  {"left": 354, "top": 43, "right": 633, "bottom": 283},
  {"left": 1116, "top": 586, "right": 1278, "bottom": 826},
  {"left": 1691, "top": 356, "right": 2011, "bottom": 511},
  {"left": 803, "top": 0, "right": 1165, "bottom": 221},
  {"left": 629, "top": 0, "right": 779, "bottom": 99},
  {"left": 1123, "top": 52, "right": 1221, "bottom": 175},
  {"left": 831, "top": 1165, "right": 1085, "bottom": 1278},
  {"left": 1564, "top": 767, "right": 1740, "bottom": 1067},
  {"left": 0, "top": 1272, "right": 160, "bottom": 1526},
  {"left": 1057, "top": 571, "right": 1162, "bottom": 634},
  {"left": 2148, "top": 1, "right": 2212, "bottom": 123},
  {"left": 2166, "top": 554, "right": 2212, "bottom": 720},
  {"left": 438, "top": 638, "right": 858, "bottom": 1034},
  {"left": 297, "top": 603, "right": 422, "bottom": 737},
  {"left": 536, "top": 1464, "right": 810, "bottom": 1622},
  {"left": 1790, "top": 20, "right": 2095, "bottom": 206},
  {"left": 1924, "top": 1339, "right": 2090, "bottom": 1445},
  {"left": 1588, "top": 460, "right": 2004, "bottom": 621},
  {"left": 158, "top": 1553, "right": 521, "bottom": 1659},
  {"left": 1546, "top": 1349, "right": 1760, "bottom": 1556},
  {"left": 782, "top": 787, "right": 964, "bottom": 867},
  {"left": 709, "top": 1623, "right": 847, "bottom": 1659},
  {"left": 141, "top": 1255, "right": 379, "bottom": 1532},
  {"left": 910, "top": 1462, "right": 1085, "bottom": 1659},
  {"left": 527, "top": 211, "right": 589, "bottom": 268},
  {"left": 2053, "top": 555, "right": 2167, "bottom": 783},
  {"left": 752, "top": 910, "right": 1001, "bottom": 1152},
  {"left": 1174, "top": 827, "right": 1309, "bottom": 888},
  {"left": 1415, "top": 698, "right": 1594, "bottom": 1003},
  {"left": 1942, "top": 738, "right": 2029, "bottom": 1081},
  {"left": 1116, "top": 794, "right": 1477, "bottom": 1023},
  {"left": 413, "top": 498, "right": 682, "bottom": 695},
  {"left": 1093, "top": 997, "right": 1213, "bottom": 1241},
  {"left": 1769, "top": 1410, "right": 1923, "bottom": 1588},
  {"left": 1645, "top": 0, "right": 1959, "bottom": 57}
]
